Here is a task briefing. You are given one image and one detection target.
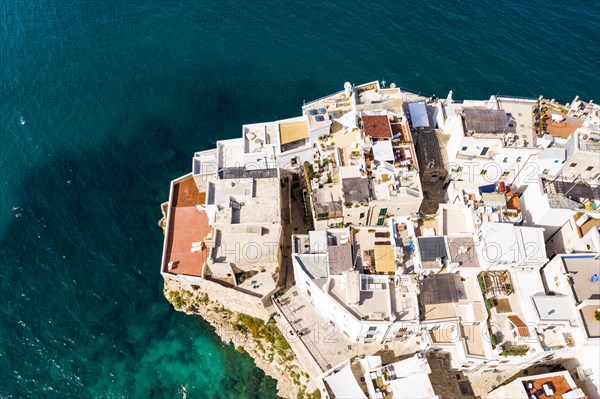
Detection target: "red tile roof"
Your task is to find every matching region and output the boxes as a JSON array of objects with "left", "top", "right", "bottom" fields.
[
  {"left": 362, "top": 115, "right": 392, "bottom": 138},
  {"left": 508, "top": 315, "right": 530, "bottom": 337},
  {"left": 164, "top": 177, "right": 211, "bottom": 277},
  {"left": 524, "top": 375, "right": 577, "bottom": 399}
]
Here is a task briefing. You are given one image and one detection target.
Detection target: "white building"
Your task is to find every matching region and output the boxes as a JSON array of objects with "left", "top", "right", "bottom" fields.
[
  {"left": 305, "top": 81, "right": 425, "bottom": 228},
  {"left": 478, "top": 222, "right": 548, "bottom": 270},
  {"left": 291, "top": 226, "right": 421, "bottom": 343},
  {"left": 519, "top": 174, "right": 599, "bottom": 240},
  {"left": 321, "top": 353, "right": 440, "bottom": 399},
  {"left": 358, "top": 354, "right": 439, "bottom": 399},
  {"left": 541, "top": 254, "right": 600, "bottom": 343},
  {"left": 439, "top": 96, "right": 541, "bottom": 188},
  {"left": 161, "top": 138, "right": 284, "bottom": 321}
]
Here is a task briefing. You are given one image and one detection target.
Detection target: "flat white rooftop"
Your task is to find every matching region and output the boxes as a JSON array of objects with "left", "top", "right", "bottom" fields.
[
  {"left": 481, "top": 222, "right": 547, "bottom": 266},
  {"left": 217, "top": 138, "right": 245, "bottom": 169},
  {"left": 440, "top": 205, "right": 476, "bottom": 236},
  {"left": 329, "top": 276, "right": 392, "bottom": 322}
]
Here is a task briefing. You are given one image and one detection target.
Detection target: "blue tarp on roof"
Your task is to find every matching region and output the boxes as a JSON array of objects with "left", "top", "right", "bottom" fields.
[{"left": 479, "top": 184, "right": 496, "bottom": 193}]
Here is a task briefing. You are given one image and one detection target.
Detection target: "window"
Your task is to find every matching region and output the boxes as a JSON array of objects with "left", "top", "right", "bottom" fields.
[
  {"left": 570, "top": 163, "right": 577, "bottom": 167},
  {"left": 502, "top": 171, "right": 510, "bottom": 177},
  {"left": 480, "top": 169, "right": 487, "bottom": 176},
  {"left": 586, "top": 166, "right": 594, "bottom": 171},
  {"left": 461, "top": 146, "right": 468, "bottom": 151},
  {"left": 377, "top": 218, "right": 385, "bottom": 226},
  {"left": 554, "top": 276, "right": 560, "bottom": 287},
  {"left": 369, "top": 326, "right": 377, "bottom": 332},
  {"left": 379, "top": 208, "right": 387, "bottom": 216},
  {"left": 306, "top": 290, "right": 311, "bottom": 297},
  {"left": 516, "top": 157, "right": 522, "bottom": 162},
  {"left": 366, "top": 334, "right": 374, "bottom": 339},
  {"left": 359, "top": 212, "right": 365, "bottom": 219},
  {"left": 500, "top": 360, "right": 509, "bottom": 364},
  {"left": 480, "top": 147, "right": 489, "bottom": 156},
  {"left": 543, "top": 169, "right": 549, "bottom": 174},
  {"left": 503, "top": 157, "right": 508, "bottom": 163}
]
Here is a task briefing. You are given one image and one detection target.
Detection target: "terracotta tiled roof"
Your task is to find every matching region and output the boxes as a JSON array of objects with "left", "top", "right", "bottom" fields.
[
  {"left": 164, "top": 177, "right": 211, "bottom": 277},
  {"left": 362, "top": 115, "right": 392, "bottom": 138},
  {"left": 524, "top": 374, "right": 578, "bottom": 399},
  {"left": 508, "top": 315, "right": 530, "bottom": 337}
]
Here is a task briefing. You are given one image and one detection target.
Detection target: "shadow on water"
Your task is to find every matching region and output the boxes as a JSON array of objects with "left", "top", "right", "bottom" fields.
[{"left": 0, "top": 103, "right": 281, "bottom": 398}]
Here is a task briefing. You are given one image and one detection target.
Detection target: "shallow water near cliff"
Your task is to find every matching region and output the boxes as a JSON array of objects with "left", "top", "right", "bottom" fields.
[{"left": 0, "top": 1, "right": 598, "bottom": 397}]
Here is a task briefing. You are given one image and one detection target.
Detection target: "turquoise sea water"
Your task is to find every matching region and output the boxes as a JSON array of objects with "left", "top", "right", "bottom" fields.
[{"left": 0, "top": 1, "right": 598, "bottom": 397}]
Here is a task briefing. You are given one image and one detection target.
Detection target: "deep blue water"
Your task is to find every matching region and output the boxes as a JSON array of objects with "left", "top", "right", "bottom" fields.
[{"left": 0, "top": 1, "right": 598, "bottom": 397}]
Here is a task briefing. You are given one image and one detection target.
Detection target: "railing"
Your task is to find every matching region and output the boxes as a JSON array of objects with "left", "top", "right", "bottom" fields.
[
  {"left": 302, "top": 89, "right": 345, "bottom": 108},
  {"left": 271, "top": 295, "right": 330, "bottom": 372},
  {"left": 496, "top": 95, "right": 539, "bottom": 102}
]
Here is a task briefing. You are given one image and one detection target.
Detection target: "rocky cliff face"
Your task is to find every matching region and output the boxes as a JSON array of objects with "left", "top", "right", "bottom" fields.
[{"left": 163, "top": 278, "right": 320, "bottom": 399}]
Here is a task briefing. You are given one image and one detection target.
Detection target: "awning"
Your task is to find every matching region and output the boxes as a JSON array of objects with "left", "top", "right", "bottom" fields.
[
  {"left": 481, "top": 192, "right": 506, "bottom": 206},
  {"left": 279, "top": 121, "right": 309, "bottom": 145},
  {"left": 374, "top": 245, "right": 397, "bottom": 273},
  {"left": 479, "top": 184, "right": 496, "bottom": 193},
  {"left": 408, "top": 102, "right": 429, "bottom": 127},
  {"left": 372, "top": 139, "right": 394, "bottom": 163},
  {"left": 324, "top": 363, "right": 367, "bottom": 399},
  {"left": 334, "top": 111, "right": 357, "bottom": 129}
]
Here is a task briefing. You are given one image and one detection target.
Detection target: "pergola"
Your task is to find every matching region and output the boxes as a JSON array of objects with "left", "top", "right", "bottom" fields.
[{"left": 480, "top": 270, "right": 514, "bottom": 296}]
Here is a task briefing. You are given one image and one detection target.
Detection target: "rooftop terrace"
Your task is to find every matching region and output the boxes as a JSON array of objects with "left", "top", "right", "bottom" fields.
[
  {"left": 351, "top": 227, "right": 394, "bottom": 272},
  {"left": 544, "top": 178, "right": 600, "bottom": 202},
  {"left": 329, "top": 276, "right": 392, "bottom": 322},
  {"left": 441, "top": 206, "right": 476, "bottom": 236},
  {"left": 446, "top": 237, "right": 480, "bottom": 268},
  {"left": 163, "top": 176, "right": 211, "bottom": 277},
  {"left": 305, "top": 104, "right": 333, "bottom": 126},
  {"left": 342, "top": 176, "right": 371, "bottom": 204},
  {"left": 562, "top": 256, "right": 600, "bottom": 303},
  {"left": 578, "top": 131, "right": 600, "bottom": 153},
  {"left": 362, "top": 115, "right": 392, "bottom": 139},
  {"left": 522, "top": 373, "right": 579, "bottom": 399},
  {"left": 243, "top": 122, "right": 279, "bottom": 153}
]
